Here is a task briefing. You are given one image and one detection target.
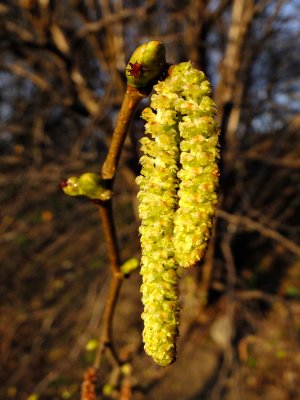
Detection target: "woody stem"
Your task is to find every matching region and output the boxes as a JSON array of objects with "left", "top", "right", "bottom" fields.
[{"left": 94, "top": 85, "right": 146, "bottom": 370}]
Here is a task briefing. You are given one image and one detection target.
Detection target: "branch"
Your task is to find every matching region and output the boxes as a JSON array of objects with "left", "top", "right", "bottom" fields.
[
  {"left": 241, "top": 153, "right": 300, "bottom": 169},
  {"left": 93, "top": 85, "right": 145, "bottom": 370},
  {"left": 102, "top": 86, "right": 145, "bottom": 180},
  {"left": 77, "top": 1, "right": 155, "bottom": 37},
  {"left": 217, "top": 209, "right": 300, "bottom": 256}
]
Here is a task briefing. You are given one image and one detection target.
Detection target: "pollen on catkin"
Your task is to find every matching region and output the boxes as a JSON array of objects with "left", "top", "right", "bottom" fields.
[{"left": 136, "top": 94, "right": 181, "bottom": 366}]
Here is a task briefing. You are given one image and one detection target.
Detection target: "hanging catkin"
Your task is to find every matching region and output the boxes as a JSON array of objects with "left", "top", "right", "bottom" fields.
[
  {"left": 136, "top": 103, "right": 180, "bottom": 366},
  {"left": 137, "top": 62, "right": 219, "bottom": 365},
  {"left": 172, "top": 62, "right": 219, "bottom": 268}
]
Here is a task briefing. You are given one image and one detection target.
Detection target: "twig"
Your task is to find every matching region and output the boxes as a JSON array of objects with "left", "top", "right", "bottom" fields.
[
  {"left": 93, "top": 84, "right": 146, "bottom": 371},
  {"left": 241, "top": 153, "right": 300, "bottom": 169},
  {"left": 198, "top": 218, "right": 217, "bottom": 319},
  {"left": 210, "top": 231, "right": 236, "bottom": 400},
  {"left": 102, "top": 85, "right": 145, "bottom": 180},
  {"left": 217, "top": 209, "right": 300, "bottom": 256},
  {"left": 77, "top": 1, "right": 155, "bottom": 37},
  {"left": 221, "top": 232, "right": 236, "bottom": 298}
]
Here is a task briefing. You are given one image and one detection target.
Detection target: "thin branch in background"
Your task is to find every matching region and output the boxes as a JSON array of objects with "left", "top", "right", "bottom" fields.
[
  {"left": 209, "top": 230, "right": 237, "bottom": 400},
  {"left": 198, "top": 217, "right": 218, "bottom": 320},
  {"left": 217, "top": 209, "right": 300, "bottom": 256},
  {"left": 241, "top": 153, "right": 300, "bottom": 169}
]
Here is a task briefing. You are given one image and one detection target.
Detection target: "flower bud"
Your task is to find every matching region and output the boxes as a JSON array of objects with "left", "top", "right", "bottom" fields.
[
  {"left": 61, "top": 173, "right": 112, "bottom": 201},
  {"left": 126, "top": 41, "right": 166, "bottom": 88},
  {"left": 120, "top": 258, "right": 139, "bottom": 275},
  {"left": 61, "top": 176, "right": 81, "bottom": 196}
]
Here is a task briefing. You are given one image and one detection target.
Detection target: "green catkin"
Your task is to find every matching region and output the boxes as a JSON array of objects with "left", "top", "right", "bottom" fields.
[
  {"left": 172, "top": 62, "right": 219, "bottom": 268},
  {"left": 136, "top": 101, "right": 181, "bottom": 366},
  {"left": 137, "top": 61, "right": 219, "bottom": 365}
]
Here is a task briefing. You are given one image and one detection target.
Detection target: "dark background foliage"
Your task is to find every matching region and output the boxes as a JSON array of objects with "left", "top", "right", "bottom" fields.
[{"left": 0, "top": 1, "right": 299, "bottom": 399}]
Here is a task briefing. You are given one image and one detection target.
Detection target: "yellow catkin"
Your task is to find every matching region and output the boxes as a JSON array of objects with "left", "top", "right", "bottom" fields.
[{"left": 137, "top": 61, "right": 219, "bottom": 365}]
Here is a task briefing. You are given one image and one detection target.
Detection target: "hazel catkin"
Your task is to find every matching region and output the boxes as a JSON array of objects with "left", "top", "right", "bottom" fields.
[
  {"left": 136, "top": 104, "right": 180, "bottom": 366},
  {"left": 136, "top": 61, "right": 219, "bottom": 365}
]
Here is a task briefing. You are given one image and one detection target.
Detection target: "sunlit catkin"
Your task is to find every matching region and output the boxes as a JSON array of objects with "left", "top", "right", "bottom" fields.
[
  {"left": 171, "top": 62, "right": 219, "bottom": 268},
  {"left": 137, "top": 62, "right": 219, "bottom": 365},
  {"left": 136, "top": 96, "right": 181, "bottom": 366}
]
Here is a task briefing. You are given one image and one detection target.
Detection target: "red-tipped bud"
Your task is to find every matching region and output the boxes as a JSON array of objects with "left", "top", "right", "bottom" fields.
[{"left": 59, "top": 179, "right": 68, "bottom": 190}]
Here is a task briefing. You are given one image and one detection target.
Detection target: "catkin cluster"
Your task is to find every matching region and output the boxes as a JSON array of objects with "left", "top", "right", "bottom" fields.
[{"left": 137, "top": 62, "right": 219, "bottom": 365}]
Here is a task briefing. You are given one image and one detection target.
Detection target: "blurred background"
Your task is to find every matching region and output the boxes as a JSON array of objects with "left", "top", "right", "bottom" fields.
[{"left": 0, "top": 1, "right": 300, "bottom": 399}]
